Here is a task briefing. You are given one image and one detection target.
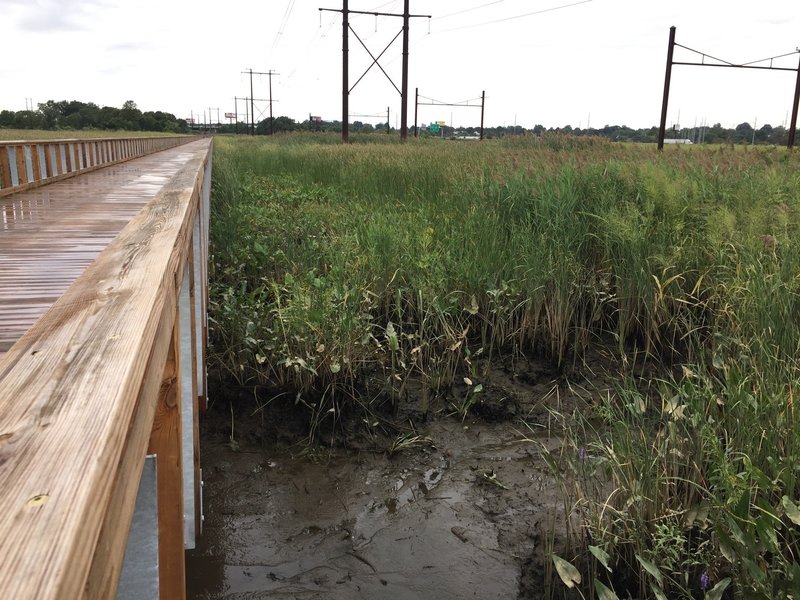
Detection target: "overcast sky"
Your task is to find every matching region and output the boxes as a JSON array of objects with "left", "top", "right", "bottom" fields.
[{"left": 1, "top": 0, "right": 798, "bottom": 129}]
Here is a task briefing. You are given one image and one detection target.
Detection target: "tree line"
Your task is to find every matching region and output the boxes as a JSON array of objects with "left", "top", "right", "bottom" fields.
[
  {"left": 218, "top": 116, "right": 792, "bottom": 145},
  {"left": 1, "top": 99, "right": 790, "bottom": 145},
  {"left": 0, "top": 100, "right": 190, "bottom": 133}
]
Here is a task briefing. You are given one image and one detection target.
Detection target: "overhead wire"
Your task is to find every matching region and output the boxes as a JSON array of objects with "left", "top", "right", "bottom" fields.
[
  {"left": 741, "top": 50, "right": 799, "bottom": 67},
  {"left": 272, "top": 0, "right": 298, "bottom": 51},
  {"left": 435, "top": 0, "right": 593, "bottom": 34},
  {"left": 675, "top": 43, "right": 799, "bottom": 68},
  {"left": 435, "top": 0, "right": 507, "bottom": 21}
]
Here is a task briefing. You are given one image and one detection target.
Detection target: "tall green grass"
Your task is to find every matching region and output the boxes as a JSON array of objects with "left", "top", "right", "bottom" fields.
[{"left": 209, "top": 132, "right": 800, "bottom": 597}]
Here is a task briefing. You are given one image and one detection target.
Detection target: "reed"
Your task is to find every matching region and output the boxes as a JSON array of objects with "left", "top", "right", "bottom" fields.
[{"left": 209, "top": 133, "right": 800, "bottom": 596}]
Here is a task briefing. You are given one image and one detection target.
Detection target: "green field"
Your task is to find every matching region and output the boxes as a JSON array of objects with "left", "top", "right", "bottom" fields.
[{"left": 210, "top": 133, "right": 800, "bottom": 598}]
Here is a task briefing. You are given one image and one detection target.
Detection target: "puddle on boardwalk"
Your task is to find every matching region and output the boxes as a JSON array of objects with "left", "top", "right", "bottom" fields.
[{"left": 187, "top": 418, "right": 566, "bottom": 600}]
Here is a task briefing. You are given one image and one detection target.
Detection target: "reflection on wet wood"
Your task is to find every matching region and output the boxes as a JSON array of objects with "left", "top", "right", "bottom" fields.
[
  {"left": 0, "top": 138, "right": 211, "bottom": 599},
  {"left": 0, "top": 144, "right": 202, "bottom": 356},
  {"left": 0, "top": 137, "right": 198, "bottom": 197}
]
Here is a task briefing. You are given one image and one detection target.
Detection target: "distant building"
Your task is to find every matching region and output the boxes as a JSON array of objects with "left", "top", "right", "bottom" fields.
[{"left": 663, "top": 138, "right": 693, "bottom": 144}]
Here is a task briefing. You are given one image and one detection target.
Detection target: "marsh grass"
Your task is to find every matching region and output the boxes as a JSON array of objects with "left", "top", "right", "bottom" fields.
[{"left": 209, "top": 132, "right": 800, "bottom": 597}]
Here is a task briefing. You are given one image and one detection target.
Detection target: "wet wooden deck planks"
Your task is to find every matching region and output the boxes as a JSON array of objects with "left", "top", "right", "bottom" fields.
[
  {"left": 0, "top": 141, "right": 208, "bottom": 360},
  {"left": 0, "top": 137, "right": 211, "bottom": 599}
]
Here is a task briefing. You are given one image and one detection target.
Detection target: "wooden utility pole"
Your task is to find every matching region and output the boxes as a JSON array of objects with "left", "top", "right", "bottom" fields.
[
  {"left": 657, "top": 26, "right": 676, "bottom": 151},
  {"left": 480, "top": 91, "right": 486, "bottom": 140},
  {"left": 789, "top": 52, "right": 800, "bottom": 148},
  {"left": 342, "top": 0, "right": 349, "bottom": 142},
  {"left": 400, "top": 0, "right": 410, "bottom": 140}
]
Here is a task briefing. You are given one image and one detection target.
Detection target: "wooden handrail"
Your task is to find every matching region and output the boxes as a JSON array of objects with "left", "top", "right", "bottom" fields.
[
  {"left": 0, "top": 136, "right": 200, "bottom": 198},
  {"left": 0, "top": 138, "right": 211, "bottom": 599}
]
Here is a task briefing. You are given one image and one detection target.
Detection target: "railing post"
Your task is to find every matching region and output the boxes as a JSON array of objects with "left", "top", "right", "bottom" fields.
[{"left": 147, "top": 318, "right": 186, "bottom": 600}]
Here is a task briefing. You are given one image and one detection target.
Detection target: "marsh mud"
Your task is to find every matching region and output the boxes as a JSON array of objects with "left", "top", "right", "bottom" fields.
[{"left": 187, "top": 357, "right": 616, "bottom": 599}]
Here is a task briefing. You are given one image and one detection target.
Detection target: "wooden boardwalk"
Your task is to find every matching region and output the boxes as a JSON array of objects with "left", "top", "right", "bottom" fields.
[
  {"left": 0, "top": 137, "right": 212, "bottom": 599},
  {"left": 0, "top": 140, "right": 208, "bottom": 359}
]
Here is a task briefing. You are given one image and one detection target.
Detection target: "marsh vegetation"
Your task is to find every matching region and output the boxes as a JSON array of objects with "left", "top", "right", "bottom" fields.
[{"left": 207, "top": 133, "right": 800, "bottom": 598}]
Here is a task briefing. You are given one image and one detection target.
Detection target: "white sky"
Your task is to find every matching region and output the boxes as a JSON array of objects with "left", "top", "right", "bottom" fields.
[{"left": 1, "top": 0, "right": 798, "bottom": 130}]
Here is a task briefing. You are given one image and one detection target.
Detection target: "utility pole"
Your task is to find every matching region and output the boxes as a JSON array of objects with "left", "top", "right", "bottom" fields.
[
  {"left": 400, "top": 0, "right": 410, "bottom": 140},
  {"left": 342, "top": 0, "right": 349, "bottom": 142},
  {"left": 480, "top": 91, "right": 486, "bottom": 141},
  {"left": 387, "top": 107, "right": 390, "bottom": 134},
  {"left": 235, "top": 95, "right": 271, "bottom": 135},
  {"left": 789, "top": 51, "right": 800, "bottom": 148},
  {"left": 234, "top": 97, "right": 238, "bottom": 134},
  {"left": 319, "top": 1, "right": 431, "bottom": 143},
  {"left": 414, "top": 87, "right": 419, "bottom": 137},
  {"left": 242, "top": 68, "right": 279, "bottom": 136},
  {"left": 248, "top": 69, "right": 254, "bottom": 134},
  {"left": 268, "top": 70, "right": 276, "bottom": 134},
  {"left": 657, "top": 26, "right": 676, "bottom": 150}
]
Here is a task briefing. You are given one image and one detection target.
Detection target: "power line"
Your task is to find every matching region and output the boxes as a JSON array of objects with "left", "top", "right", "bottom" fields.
[
  {"left": 419, "top": 94, "right": 483, "bottom": 105},
  {"left": 674, "top": 42, "right": 799, "bottom": 71},
  {"left": 272, "top": 0, "right": 298, "bottom": 51},
  {"left": 436, "top": 0, "right": 593, "bottom": 34},
  {"left": 435, "top": 0, "right": 507, "bottom": 21}
]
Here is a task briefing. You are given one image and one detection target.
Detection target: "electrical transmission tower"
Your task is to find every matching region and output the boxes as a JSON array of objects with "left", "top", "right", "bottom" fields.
[
  {"left": 233, "top": 97, "right": 271, "bottom": 135},
  {"left": 241, "top": 69, "right": 280, "bottom": 135},
  {"left": 318, "top": 1, "right": 431, "bottom": 143},
  {"left": 658, "top": 26, "right": 800, "bottom": 149}
]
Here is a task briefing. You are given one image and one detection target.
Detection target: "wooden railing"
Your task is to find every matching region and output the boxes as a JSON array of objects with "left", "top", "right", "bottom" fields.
[
  {"left": 0, "top": 136, "right": 199, "bottom": 197},
  {"left": 0, "top": 138, "right": 212, "bottom": 599}
]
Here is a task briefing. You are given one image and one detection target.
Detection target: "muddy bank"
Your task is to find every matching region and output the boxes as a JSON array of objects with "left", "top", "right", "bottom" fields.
[
  {"left": 187, "top": 358, "right": 616, "bottom": 599},
  {"left": 189, "top": 424, "right": 566, "bottom": 599}
]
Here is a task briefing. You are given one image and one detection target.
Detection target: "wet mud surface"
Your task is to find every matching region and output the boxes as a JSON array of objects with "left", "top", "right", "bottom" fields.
[{"left": 187, "top": 358, "right": 615, "bottom": 599}]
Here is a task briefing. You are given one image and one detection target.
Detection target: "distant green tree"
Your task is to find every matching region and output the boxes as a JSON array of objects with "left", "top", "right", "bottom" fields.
[
  {"left": 119, "top": 101, "right": 142, "bottom": 130},
  {"left": 12, "top": 110, "right": 45, "bottom": 129},
  {"left": 0, "top": 110, "right": 14, "bottom": 127},
  {"left": 254, "top": 116, "right": 298, "bottom": 135},
  {"left": 734, "top": 122, "right": 753, "bottom": 143}
]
